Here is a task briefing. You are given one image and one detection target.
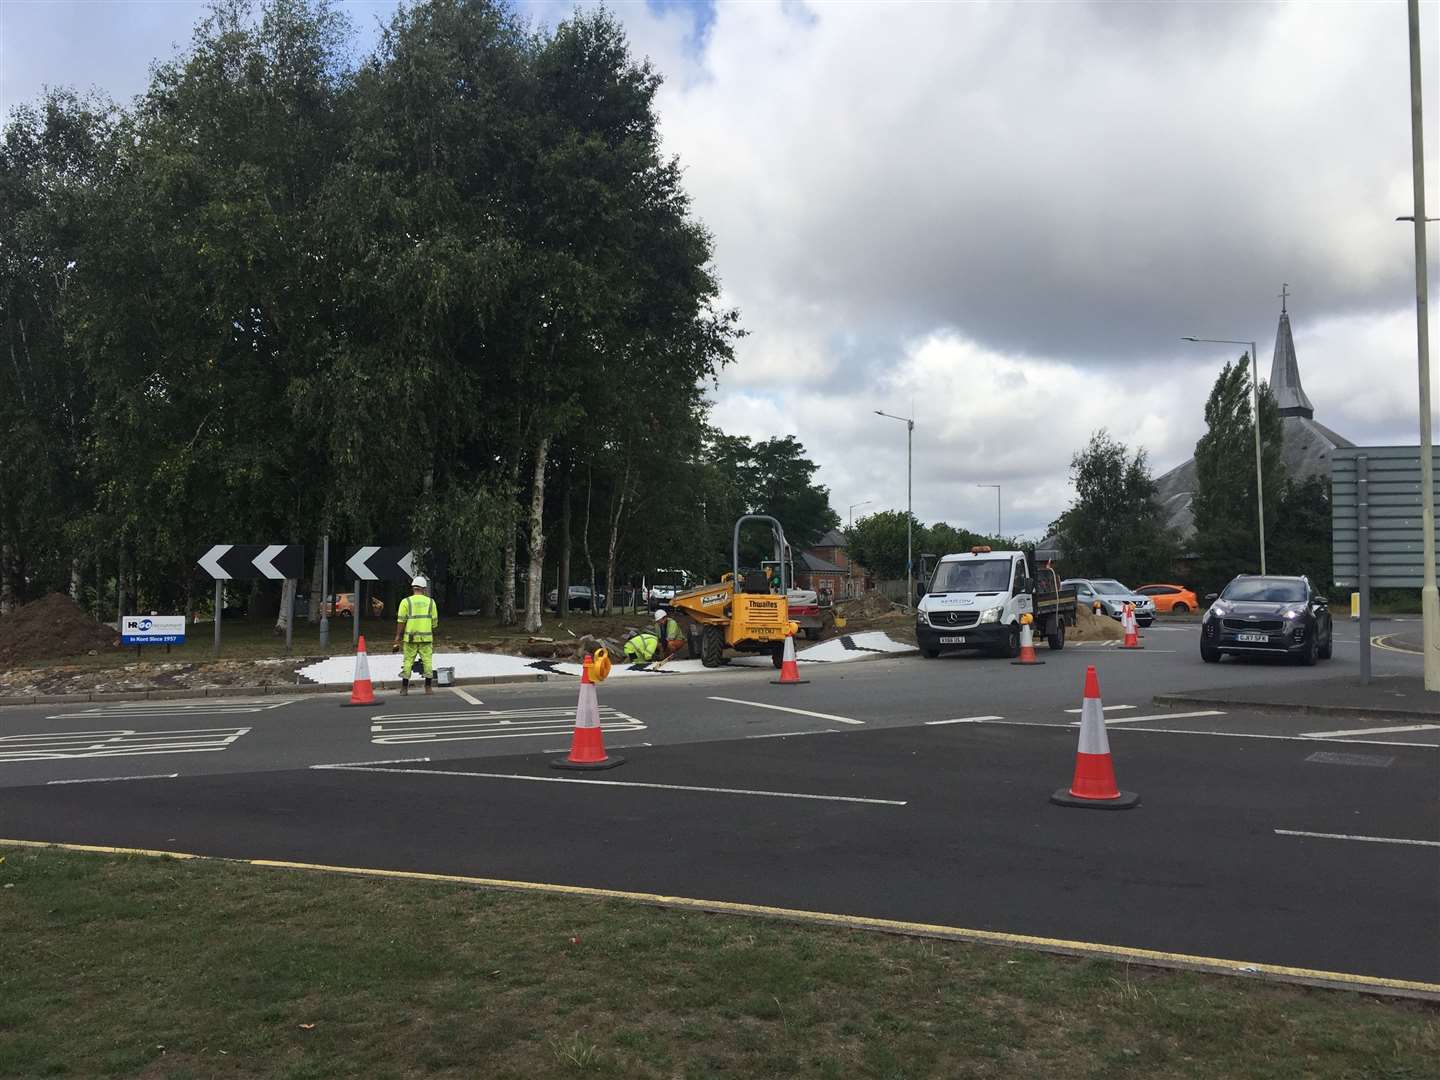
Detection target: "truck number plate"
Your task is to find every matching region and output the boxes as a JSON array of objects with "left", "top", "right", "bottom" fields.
[
  {"left": 939, "top": 635, "right": 966, "bottom": 644},
  {"left": 1236, "top": 632, "right": 1269, "bottom": 643}
]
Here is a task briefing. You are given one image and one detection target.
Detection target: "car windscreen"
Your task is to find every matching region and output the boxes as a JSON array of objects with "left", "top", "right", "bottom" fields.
[
  {"left": 1091, "top": 580, "right": 1129, "bottom": 594},
  {"left": 930, "top": 560, "right": 1012, "bottom": 593},
  {"left": 1222, "top": 579, "right": 1306, "bottom": 603}
]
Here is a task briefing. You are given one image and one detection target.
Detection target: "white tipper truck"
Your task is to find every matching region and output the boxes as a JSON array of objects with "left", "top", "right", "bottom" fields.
[{"left": 914, "top": 547, "right": 1076, "bottom": 659}]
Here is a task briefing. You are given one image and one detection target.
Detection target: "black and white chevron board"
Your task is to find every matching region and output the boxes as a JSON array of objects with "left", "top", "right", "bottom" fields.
[
  {"left": 197, "top": 544, "right": 306, "bottom": 580},
  {"left": 344, "top": 546, "right": 417, "bottom": 582}
]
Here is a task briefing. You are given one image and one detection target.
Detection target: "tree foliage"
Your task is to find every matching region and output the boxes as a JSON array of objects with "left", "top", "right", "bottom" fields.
[
  {"left": 1049, "top": 429, "right": 1177, "bottom": 585},
  {"left": 0, "top": 0, "right": 842, "bottom": 627},
  {"left": 1191, "top": 355, "right": 1286, "bottom": 594}
]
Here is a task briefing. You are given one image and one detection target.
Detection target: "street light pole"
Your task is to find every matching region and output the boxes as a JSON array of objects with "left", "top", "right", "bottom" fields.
[
  {"left": 1182, "top": 336, "right": 1268, "bottom": 575},
  {"left": 978, "top": 484, "right": 1002, "bottom": 537},
  {"left": 875, "top": 411, "right": 915, "bottom": 610},
  {"left": 1405, "top": 0, "right": 1438, "bottom": 690},
  {"left": 847, "top": 500, "right": 872, "bottom": 529}
]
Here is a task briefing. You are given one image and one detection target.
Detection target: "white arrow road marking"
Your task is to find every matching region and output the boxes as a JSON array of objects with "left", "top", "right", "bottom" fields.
[
  {"left": 47, "top": 773, "right": 179, "bottom": 785},
  {"left": 706, "top": 696, "right": 864, "bottom": 725},
  {"left": 316, "top": 765, "right": 908, "bottom": 805},
  {"left": 1301, "top": 723, "right": 1440, "bottom": 739},
  {"left": 346, "top": 545, "right": 380, "bottom": 580},
  {"left": 1070, "top": 710, "right": 1225, "bottom": 726},
  {"left": 253, "top": 544, "right": 288, "bottom": 579},
  {"left": 398, "top": 550, "right": 416, "bottom": 579},
  {"left": 0, "top": 727, "right": 251, "bottom": 762},
  {"left": 198, "top": 545, "right": 231, "bottom": 580},
  {"left": 370, "top": 708, "right": 643, "bottom": 745}
]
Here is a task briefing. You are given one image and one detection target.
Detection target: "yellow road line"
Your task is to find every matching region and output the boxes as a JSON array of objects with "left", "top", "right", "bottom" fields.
[
  {"left": 1373, "top": 634, "right": 1422, "bottom": 656},
  {"left": 4, "top": 837, "right": 1438, "bottom": 1000}
]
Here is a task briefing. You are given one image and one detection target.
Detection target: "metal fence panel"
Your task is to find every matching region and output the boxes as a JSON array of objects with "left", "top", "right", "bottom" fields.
[{"left": 1331, "top": 447, "right": 1439, "bottom": 588}]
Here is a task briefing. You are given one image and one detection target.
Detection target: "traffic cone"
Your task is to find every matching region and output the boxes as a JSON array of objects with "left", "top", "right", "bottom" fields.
[
  {"left": 552, "top": 655, "right": 625, "bottom": 770},
  {"left": 1121, "top": 604, "right": 1143, "bottom": 649},
  {"left": 341, "top": 635, "right": 383, "bottom": 707},
  {"left": 770, "top": 633, "right": 809, "bottom": 685},
  {"left": 1010, "top": 618, "right": 1045, "bottom": 665},
  {"left": 1051, "top": 666, "right": 1140, "bottom": 809}
]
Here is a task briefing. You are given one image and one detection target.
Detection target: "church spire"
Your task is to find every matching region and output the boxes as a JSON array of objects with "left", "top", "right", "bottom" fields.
[{"left": 1269, "top": 289, "right": 1314, "bottom": 419}]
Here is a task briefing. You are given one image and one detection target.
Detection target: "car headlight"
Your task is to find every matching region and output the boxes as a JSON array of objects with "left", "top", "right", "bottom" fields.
[
  {"left": 979, "top": 605, "right": 1003, "bottom": 624},
  {"left": 1207, "top": 603, "right": 1228, "bottom": 619},
  {"left": 1283, "top": 608, "right": 1302, "bottom": 619}
]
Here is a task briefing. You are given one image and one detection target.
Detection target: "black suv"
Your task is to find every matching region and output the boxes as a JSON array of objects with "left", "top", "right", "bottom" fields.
[{"left": 1200, "top": 575, "right": 1333, "bottom": 665}]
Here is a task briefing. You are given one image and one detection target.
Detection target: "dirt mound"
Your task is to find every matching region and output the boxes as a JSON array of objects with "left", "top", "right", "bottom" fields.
[
  {"left": 1071, "top": 604, "right": 1124, "bottom": 641},
  {"left": 836, "top": 592, "right": 906, "bottom": 622},
  {"left": 0, "top": 593, "right": 119, "bottom": 666}
]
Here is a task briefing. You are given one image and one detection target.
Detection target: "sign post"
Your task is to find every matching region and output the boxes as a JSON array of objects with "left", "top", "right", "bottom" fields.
[
  {"left": 214, "top": 581, "right": 222, "bottom": 657},
  {"left": 319, "top": 535, "right": 330, "bottom": 649},
  {"left": 122, "top": 614, "right": 187, "bottom": 661}
]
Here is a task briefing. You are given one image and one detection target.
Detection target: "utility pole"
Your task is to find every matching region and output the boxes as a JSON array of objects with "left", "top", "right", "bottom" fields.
[
  {"left": 875, "top": 411, "right": 915, "bottom": 610},
  {"left": 978, "top": 484, "right": 1002, "bottom": 537}
]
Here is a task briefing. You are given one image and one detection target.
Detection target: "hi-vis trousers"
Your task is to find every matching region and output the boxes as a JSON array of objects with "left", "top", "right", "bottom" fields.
[{"left": 401, "top": 638, "right": 434, "bottom": 681}]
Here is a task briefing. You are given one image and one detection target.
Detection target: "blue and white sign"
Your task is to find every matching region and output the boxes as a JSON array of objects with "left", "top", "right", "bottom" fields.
[{"left": 121, "top": 615, "right": 187, "bottom": 646}]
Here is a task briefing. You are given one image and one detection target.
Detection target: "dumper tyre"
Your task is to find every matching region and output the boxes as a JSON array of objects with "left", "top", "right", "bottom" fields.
[
  {"left": 701, "top": 625, "right": 725, "bottom": 668},
  {"left": 1047, "top": 618, "right": 1065, "bottom": 651}
]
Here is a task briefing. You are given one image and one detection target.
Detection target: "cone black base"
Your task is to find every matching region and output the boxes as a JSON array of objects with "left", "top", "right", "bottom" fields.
[
  {"left": 770, "top": 678, "right": 810, "bottom": 685},
  {"left": 340, "top": 699, "right": 384, "bottom": 707},
  {"left": 551, "top": 755, "right": 626, "bottom": 771},
  {"left": 1010, "top": 660, "right": 1045, "bottom": 666},
  {"left": 1050, "top": 788, "right": 1141, "bottom": 810}
]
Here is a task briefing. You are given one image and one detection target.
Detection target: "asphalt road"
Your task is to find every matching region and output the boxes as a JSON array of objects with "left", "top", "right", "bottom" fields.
[{"left": 2, "top": 618, "right": 1435, "bottom": 988}]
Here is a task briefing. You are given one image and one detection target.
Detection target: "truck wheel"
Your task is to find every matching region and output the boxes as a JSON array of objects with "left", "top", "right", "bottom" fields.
[
  {"left": 993, "top": 626, "right": 1020, "bottom": 659},
  {"left": 771, "top": 642, "right": 785, "bottom": 669},
  {"left": 920, "top": 648, "right": 939, "bottom": 659},
  {"left": 701, "top": 626, "right": 725, "bottom": 668},
  {"left": 1047, "top": 619, "right": 1065, "bottom": 651}
]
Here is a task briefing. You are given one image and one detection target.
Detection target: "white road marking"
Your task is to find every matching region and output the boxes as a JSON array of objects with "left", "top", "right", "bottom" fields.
[
  {"left": 370, "top": 707, "right": 643, "bottom": 745},
  {"left": 1063, "top": 705, "right": 1138, "bottom": 713},
  {"left": 925, "top": 716, "right": 1005, "bottom": 726},
  {"left": 0, "top": 727, "right": 251, "bottom": 762},
  {"left": 448, "top": 687, "right": 484, "bottom": 706},
  {"left": 1274, "top": 829, "right": 1440, "bottom": 848},
  {"left": 706, "top": 696, "right": 864, "bottom": 725},
  {"left": 47, "top": 773, "right": 178, "bottom": 785},
  {"left": 311, "top": 756, "right": 432, "bottom": 769},
  {"left": 319, "top": 765, "right": 907, "bottom": 805},
  {"left": 746, "top": 729, "right": 839, "bottom": 739},
  {"left": 1075, "top": 710, "right": 1227, "bottom": 726},
  {"left": 48, "top": 700, "right": 294, "bottom": 719},
  {"left": 1301, "top": 723, "right": 1440, "bottom": 739},
  {"left": 977, "top": 718, "right": 1439, "bottom": 748}
]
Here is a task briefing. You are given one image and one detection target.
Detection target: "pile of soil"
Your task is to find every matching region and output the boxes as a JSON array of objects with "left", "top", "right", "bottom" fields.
[
  {"left": 1071, "top": 604, "right": 1124, "bottom": 642},
  {"left": 0, "top": 593, "right": 118, "bottom": 666}
]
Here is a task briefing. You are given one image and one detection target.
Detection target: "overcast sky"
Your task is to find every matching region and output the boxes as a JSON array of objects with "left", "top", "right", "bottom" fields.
[{"left": 3, "top": 0, "right": 1437, "bottom": 537}]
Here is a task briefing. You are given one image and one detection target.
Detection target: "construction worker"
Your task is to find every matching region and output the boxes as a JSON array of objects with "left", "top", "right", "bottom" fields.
[
  {"left": 623, "top": 627, "right": 659, "bottom": 663},
  {"left": 654, "top": 608, "right": 687, "bottom": 660},
  {"left": 392, "top": 576, "right": 438, "bottom": 695}
]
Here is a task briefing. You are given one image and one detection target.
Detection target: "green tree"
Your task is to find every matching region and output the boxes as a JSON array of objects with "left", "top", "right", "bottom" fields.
[
  {"left": 1050, "top": 429, "right": 1177, "bottom": 584},
  {"left": 845, "top": 510, "right": 917, "bottom": 581},
  {"left": 1191, "top": 356, "right": 1285, "bottom": 593},
  {"left": 1273, "top": 475, "right": 1333, "bottom": 594}
]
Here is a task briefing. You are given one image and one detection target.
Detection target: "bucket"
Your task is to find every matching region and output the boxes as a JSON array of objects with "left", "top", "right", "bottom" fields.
[{"left": 435, "top": 666, "right": 455, "bottom": 687}]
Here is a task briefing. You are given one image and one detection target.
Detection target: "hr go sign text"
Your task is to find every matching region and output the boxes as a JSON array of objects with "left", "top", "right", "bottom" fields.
[{"left": 121, "top": 615, "right": 187, "bottom": 646}]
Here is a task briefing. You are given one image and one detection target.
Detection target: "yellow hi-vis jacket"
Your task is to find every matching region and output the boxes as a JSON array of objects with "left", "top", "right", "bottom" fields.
[
  {"left": 624, "top": 631, "right": 658, "bottom": 662},
  {"left": 396, "top": 594, "right": 437, "bottom": 642}
]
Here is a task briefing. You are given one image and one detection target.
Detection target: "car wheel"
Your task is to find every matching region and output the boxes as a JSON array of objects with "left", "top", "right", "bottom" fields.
[
  {"left": 1200, "top": 642, "right": 1221, "bottom": 663},
  {"left": 921, "top": 648, "right": 939, "bottom": 659},
  {"left": 1298, "top": 635, "right": 1319, "bottom": 666},
  {"left": 1318, "top": 630, "right": 1333, "bottom": 660},
  {"left": 1172, "top": 602, "right": 1189, "bottom": 614}
]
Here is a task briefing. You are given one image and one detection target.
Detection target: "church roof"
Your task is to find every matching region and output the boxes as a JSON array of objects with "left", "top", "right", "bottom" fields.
[{"left": 1269, "top": 302, "right": 1315, "bottom": 418}]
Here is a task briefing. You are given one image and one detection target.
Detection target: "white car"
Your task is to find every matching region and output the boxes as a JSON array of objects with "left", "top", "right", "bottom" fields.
[{"left": 1063, "top": 578, "right": 1155, "bottom": 627}]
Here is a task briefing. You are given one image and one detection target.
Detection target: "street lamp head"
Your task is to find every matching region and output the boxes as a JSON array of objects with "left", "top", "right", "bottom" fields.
[{"left": 1181, "top": 336, "right": 1199, "bottom": 342}]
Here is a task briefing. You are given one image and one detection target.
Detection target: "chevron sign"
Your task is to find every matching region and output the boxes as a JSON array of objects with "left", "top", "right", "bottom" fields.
[
  {"left": 197, "top": 544, "right": 306, "bottom": 580},
  {"left": 344, "top": 546, "right": 417, "bottom": 582}
]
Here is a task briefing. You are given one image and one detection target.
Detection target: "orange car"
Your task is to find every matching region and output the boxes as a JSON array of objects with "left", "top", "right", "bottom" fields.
[{"left": 1136, "top": 584, "right": 1199, "bottom": 614}]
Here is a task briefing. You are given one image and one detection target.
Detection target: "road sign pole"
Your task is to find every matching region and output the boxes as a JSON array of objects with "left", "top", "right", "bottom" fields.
[
  {"left": 285, "top": 579, "right": 294, "bottom": 655},
  {"left": 319, "top": 535, "right": 330, "bottom": 649},
  {"left": 1406, "top": 0, "right": 1439, "bottom": 691},
  {"left": 214, "top": 580, "right": 222, "bottom": 658},
  {"left": 1358, "top": 454, "right": 1371, "bottom": 685},
  {"left": 353, "top": 578, "right": 360, "bottom": 647}
]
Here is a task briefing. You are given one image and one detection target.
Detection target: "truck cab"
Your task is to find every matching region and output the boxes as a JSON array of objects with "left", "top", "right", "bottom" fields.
[{"left": 915, "top": 548, "right": 1074, "bottom": 659}]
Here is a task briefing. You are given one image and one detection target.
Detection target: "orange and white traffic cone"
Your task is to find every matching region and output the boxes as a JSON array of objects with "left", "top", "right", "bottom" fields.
[
  {"left": 1051, "top": 666, "right": 1140, "bottom": 809},
  {"left": 341, "top": 635, "right": 383, "bottom": 707},
  {"left": 1010, "top": 617, "right": 1045, "bottom": 665},
  {"left": 770, "top": 633, "right": 809, "bottom": 685},
  {"left": 552, "top": 654, "right": 625, "bottom": 770},
  {"left": 1120, "top": 604, "right": 1143, "bottom": 649}
]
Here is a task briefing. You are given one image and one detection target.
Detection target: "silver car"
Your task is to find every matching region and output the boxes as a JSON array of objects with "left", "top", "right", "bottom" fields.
[{"left": 1063, "top": 578, "right": 1156, "bottom": 627}]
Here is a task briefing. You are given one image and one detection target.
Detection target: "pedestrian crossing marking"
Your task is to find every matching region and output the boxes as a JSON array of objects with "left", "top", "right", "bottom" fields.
[
  {"left": 0, "top": 726, "right": 252, "bottom": 762},
  {"left": 371, "top": 707, "right": 644, "bottom": 746},
  {"left": 48, "top": 700, "right": 296, "bottom": 720}
]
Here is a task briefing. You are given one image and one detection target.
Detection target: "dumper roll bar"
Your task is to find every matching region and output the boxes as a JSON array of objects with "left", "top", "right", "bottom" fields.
[{"left": 733, "top": 515, "right": 790, "bottom": 592}]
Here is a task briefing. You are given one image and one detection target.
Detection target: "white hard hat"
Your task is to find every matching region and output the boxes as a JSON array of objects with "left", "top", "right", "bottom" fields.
[
  {"left": 654, "top": 609, "right": 667, "bottom": 621},
  {"left": 412, "top": 576, "right": 428, "bottom": 588}
]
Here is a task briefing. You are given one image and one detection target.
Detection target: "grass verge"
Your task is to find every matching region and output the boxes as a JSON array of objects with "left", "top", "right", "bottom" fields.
[{"left": 2, "top": 846, "right": 1436, "bottom": 1078}]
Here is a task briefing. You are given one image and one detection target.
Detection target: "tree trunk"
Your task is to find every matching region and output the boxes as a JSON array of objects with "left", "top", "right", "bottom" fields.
[
  {"left": 559, "top": 467, "right": 572, "bottom": 619},
  {"left": 308, "top": 539, "right": 324, "bottom": 623},
  {"left": 0, "top": 539, "right": 14, "bottom": 615},
  {"left": 522, "top": 434, "right": 551, "bottom": 634},
  {"left": 583, "top": 465, "right": 597, "bottom": 617},
  {"left": 500, "top": 519, "right": 518, "bottom": 626},
  {"left": 275, "top": 578, "right": 295, "bottom": 634},
  {"left": 605, "top": 458, "right": 632, "bottom": 619},
  {"left": 94, "top": 554, "right": 102, "bottom": 620},
  {"left": 70, "top": 558, "right": 82, "bottom": 604}
]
